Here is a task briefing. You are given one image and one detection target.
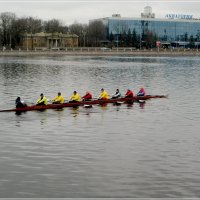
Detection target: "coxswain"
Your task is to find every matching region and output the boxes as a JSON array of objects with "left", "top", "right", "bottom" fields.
[
  {"left": 111, "top": 89, "right": 122, "bottom": 99},
  {"left": 125, "top": 89, "right": 134, "bottom": 98},
  {"left": 98, "top": 88, "right": 109, "bottom": 100},
  {"left": 69, "top": 91, "right": 81, "bottom": 102},
  {"left": 15, "top": 97, "right": 27, "bottom": 108},
  {"left": 82, "top": 91, "right": 92, "bottom": 101},
  {"left": 137, "top": 87, "right": 146, "bottom": 96},
  {"left": 52, "top": 92, "right": 64, "bottom": 104},
  {"left": 36, "top": 93, "right": 48, "bottom": 105}
]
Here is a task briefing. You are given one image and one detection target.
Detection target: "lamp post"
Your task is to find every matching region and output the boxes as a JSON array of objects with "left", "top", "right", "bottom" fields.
[
  {"left": 26, "top": 32, "right": 28, "bottom": 51},
  {"left": 9, "top": 32, "right": 11, "bottom": 50},
  {"left": 117, "top": 34, "right": 118, "bottom": 51},
  {"left": 82, "top": 30, "right": 86, "bottom": 47},
  {"left": 9, "top": 19, "right": 12, "bottom": 50},
  {"left": 115, "top": 23, "right": 120, "bottom": 51}
]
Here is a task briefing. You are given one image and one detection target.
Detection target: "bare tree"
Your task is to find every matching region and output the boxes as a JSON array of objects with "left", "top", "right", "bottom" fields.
[
  {"left": 0, "top": 12, "right": 16, "bottom": 48},
  {"left": 69, "top": 22, "right": 88, "bottom": 46},
  {"left": 43, "top": 19, "right": 66, "bottom": 33},
  {"left": 26, "top": 17, "right": 43, "bottom": 33},
  {"left": 88, "top": 20, "right": 106, "bottom": 47}
]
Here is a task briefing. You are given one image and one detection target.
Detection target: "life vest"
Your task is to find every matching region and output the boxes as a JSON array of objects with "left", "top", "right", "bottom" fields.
[
  {"left": 70, "top": 93, "right": 81, "bottom": 101},
  {"left": 52, "top": 95, "right": 64, "bottom": 103},
  {"left": 125, "top": 90, "right": 134, "bottom": 97},
  {"left": 98, "top": 90, "right": 109, "bottom": 100},
  {"left": 82, "top": 92, "right": 92, "bottom": 100},
  {"left": 36, "top": 96, "right": 48, "bottom": 105}
]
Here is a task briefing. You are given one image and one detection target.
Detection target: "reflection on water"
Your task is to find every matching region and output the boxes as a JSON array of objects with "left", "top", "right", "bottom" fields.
[
  {"left": 70, "top": 107, "right": 79, "bottom": 118},
  {"left": 139, "top": 101, "right": 146, "bottom": 109},
  {"left": 0, "top": 56, "right": 200, "bottom": 198}
]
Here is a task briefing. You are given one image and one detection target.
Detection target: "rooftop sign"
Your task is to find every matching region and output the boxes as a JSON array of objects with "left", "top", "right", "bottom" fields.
[{"left": 165, "top": 14, "right": 193, "bottom": 20}]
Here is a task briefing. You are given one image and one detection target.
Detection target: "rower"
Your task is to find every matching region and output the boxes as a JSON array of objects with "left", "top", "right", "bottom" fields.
[
  {"left": 98, "top": 88, "right": 109, "bottom": 100},
  {"left": 36, "top": 93, "right": 48, "bottom": 105},
  {"left": 52, "top": 92, "right": 64, "bottom": 104},
  {"left": 137, "top": 87, "right": 146, "bottom": 96},
  {"left": 111, "top": 89, "right": 122, "bottom": 99},
  {"left": 15, "top": 97, "right": 27, "bottom": 108},
  {"left": 125, "top": 89, "right": 134, "bottom": 98},
  {"left": 69, "top": 91, "right": 81, "bottom": 102},
  {"left": 82, "top": 91, "right": 92, "bottom": 101}
]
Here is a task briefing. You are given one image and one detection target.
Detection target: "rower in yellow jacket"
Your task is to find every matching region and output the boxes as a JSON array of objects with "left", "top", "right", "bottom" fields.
[
  {"left": 36, "top": 93, "right": 48, "bottom": 105},
  {"left": 98, "top": 88, "right": 109, "bottom": 100},
  {"left": 69, "top": 91, "right": 81, "bottom": 102},
  {"left": 52, "top": 92, "right": 64, "bottom": 104}
]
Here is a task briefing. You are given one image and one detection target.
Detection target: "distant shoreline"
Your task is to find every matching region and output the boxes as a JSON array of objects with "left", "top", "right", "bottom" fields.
[{"left": 1, "top": 49, "right": 200, "bottom": 57}]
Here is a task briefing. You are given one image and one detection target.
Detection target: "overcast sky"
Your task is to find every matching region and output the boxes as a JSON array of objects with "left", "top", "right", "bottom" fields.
[{"left": 1, "top": 0, "right": 200, "bottom": 25}]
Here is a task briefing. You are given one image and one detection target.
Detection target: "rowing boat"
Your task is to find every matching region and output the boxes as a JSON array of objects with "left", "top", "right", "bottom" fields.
[{"left": 0, "top": 95, "right": 167, "bottom": 113}]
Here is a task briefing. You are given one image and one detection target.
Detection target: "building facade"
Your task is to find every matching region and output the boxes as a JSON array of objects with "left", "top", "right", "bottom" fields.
[
  {"left": 19, "top": 32, "right": 79, "bottom": 50},
  {"left": 105, "top": 17, "right": 200, "bottom": 42},
  {"left": 92, "top": 7, "right": 200, "bottom": 47}
]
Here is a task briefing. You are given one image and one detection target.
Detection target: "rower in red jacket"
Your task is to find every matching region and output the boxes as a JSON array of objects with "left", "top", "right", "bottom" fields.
[
  {"left": 125, "top": 89, "right": 134, "bottom": 98},
  {"left": 82, "top": 91, "right": 92, "bottom": 101}
]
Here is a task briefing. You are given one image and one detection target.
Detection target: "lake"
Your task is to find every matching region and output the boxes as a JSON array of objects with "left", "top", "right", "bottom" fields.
[{"left": 0, "top": 55, "right": 200, "bottom": 198}]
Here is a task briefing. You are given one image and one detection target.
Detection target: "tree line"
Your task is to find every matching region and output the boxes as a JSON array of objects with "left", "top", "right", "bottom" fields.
[
  {"left": 0, "top": 12, "right": 108, "bottom": 49},
  {"left": 2, "top": 11, "right": 196, "bottom": 50}
]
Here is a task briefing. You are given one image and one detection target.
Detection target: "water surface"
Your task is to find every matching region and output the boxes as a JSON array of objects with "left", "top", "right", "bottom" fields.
[{"left": 0, "top": 55, "right": 200, "bottom": 198}]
